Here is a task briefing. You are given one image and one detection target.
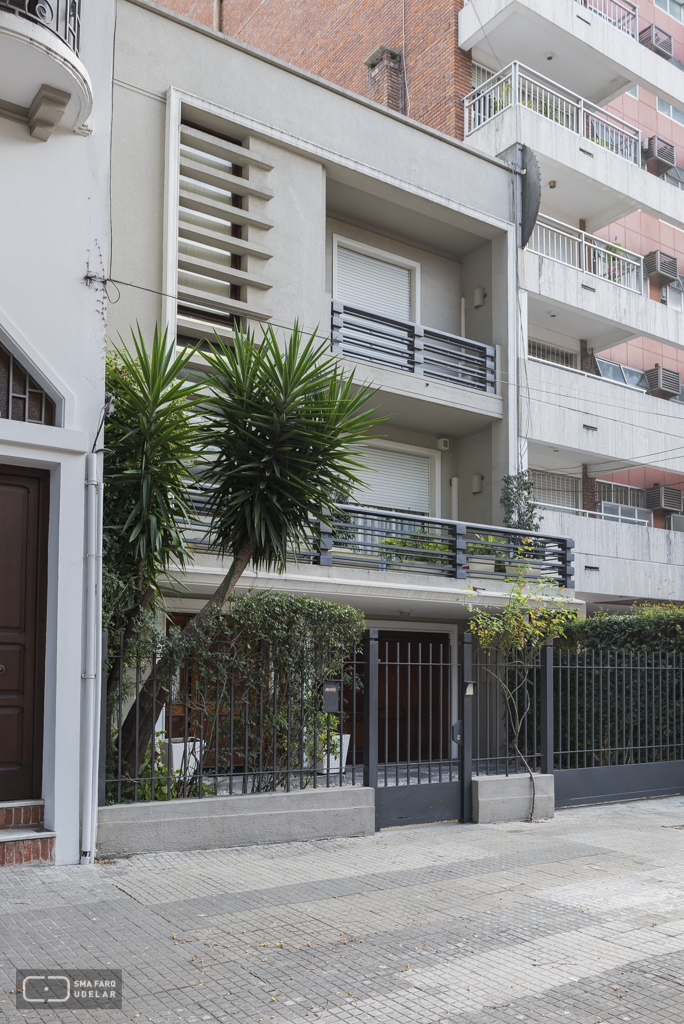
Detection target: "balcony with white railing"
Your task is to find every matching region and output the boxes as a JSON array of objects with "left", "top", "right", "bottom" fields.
[
  {"left": 464, "top": 61, "right": 684, "bottom": 232},
  {"left": 527, "top": 214, "right": 643, "bottom": 293},
  {"left": 575, "top": 0, "right": 637, "bottom": 38},
  {"left": 465, "top": 62, "right": 641, "bottom": 164},
  {"left": 523, "top": 214, "right": 684, "bottom": 347},
  {"left": 459, "top": 1, "right": 684, "bottom": 114}
]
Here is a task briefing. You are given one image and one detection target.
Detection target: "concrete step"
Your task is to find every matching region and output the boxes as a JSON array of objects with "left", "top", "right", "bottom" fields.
[{"left": 0, "top": 799, "right": 44, "bottom": 830}]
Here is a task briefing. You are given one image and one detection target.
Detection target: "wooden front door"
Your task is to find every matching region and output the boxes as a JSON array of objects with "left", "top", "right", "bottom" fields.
[{"left": 0, "top": 465, "right": 49, "bottom": 801}]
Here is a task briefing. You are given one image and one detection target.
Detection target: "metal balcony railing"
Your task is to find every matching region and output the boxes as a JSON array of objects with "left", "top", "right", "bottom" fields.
[
  {"left": 527, "top": 214, "right": 643, "bottom": 293},
  {"left": 573, "top": 0, "right": 637, "bottom": 38},
  {"left": 639, "top": 23, "right": 674, "bottom": 59},
  {"left": 464, "top": 62, "right": 641, "bottom": 164},
  {"left": 0, "top": 0, "right": 81, "bottom": 54},
  {"left": 303, "top": 506, "right": 575, "bottom": 588},
  {"left": 331, "top": 301, "right": 496, "bottom": 393}
]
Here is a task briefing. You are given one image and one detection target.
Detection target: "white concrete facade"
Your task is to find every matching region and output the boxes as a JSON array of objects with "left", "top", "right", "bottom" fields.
[{"left": 0, "top": 2, "right": 114, "bottom": 863}]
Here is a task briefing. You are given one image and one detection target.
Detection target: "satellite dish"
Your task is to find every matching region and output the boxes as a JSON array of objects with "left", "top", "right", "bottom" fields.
[{"left": 520, "top": 145, "right": 541, "bottom": 249}]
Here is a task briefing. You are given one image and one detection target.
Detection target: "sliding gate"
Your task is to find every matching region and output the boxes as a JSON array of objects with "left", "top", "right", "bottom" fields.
[{"left": 346, "top": 630, "right": 472, "bottom": 828}]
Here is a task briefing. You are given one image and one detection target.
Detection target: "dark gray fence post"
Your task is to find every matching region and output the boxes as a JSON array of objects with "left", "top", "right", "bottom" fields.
[
  {"left": 458, "top": 632, "right": 474, "bottom": 823},
  {"left": 363, "top": 629, "right": 379, "bottom": 796},
  {"left": 98, "top": 631, "right": 108, "bottom": 806},
  {"left": 540, "top": 641, "right": 554, "bottom": 776}
]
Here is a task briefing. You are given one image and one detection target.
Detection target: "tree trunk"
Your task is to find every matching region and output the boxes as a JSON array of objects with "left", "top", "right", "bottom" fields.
[
  {"left": 105, "top": 584, "right": 156, "bottom": 748},
  {"left": 117, "top": 538, "right": 253, "bottom": 777}
]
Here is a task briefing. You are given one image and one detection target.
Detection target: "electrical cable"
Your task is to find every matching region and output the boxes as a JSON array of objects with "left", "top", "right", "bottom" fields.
[{"left": 468, "top": 0, "right": 504, "bottom": 70}]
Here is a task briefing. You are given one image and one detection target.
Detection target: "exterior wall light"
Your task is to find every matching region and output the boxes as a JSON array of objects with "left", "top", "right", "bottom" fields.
[
  {"left": 548, "top": 180, "right": 557, "bottom": 189},
  {"left": 474, "top": 287, "right": 487, "bottom": 308}
]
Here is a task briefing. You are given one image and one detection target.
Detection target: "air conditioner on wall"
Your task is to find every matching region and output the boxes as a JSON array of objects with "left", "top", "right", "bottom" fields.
[
  {"left": 644, "top": 485, "right": 684, "bottom": 513},
  {"left": 644, "top": 364, "right": 681, "bottom": 399},
  {"left": 642, "top": 136, "right": 676, "bottom": 176},
  {"left": 644, "top": 250, "right": 679, "bottom": 285}
]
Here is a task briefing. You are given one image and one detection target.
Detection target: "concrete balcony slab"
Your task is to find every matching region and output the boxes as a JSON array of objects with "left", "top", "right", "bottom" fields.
[
  {"left": 522, "top": 247, "right": 683, "bottom": 351},
  {"left": 467, "top": 103, "right": 684, "bottom": 232}
]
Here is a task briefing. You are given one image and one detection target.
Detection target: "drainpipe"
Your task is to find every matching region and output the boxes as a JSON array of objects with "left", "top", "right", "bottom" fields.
[{"left": 80, "top": 452, "right": 100, "bottom": 864}]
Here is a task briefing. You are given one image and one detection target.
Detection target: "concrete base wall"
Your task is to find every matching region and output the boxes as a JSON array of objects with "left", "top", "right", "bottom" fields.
[
  {"left": 472, "top": 774, "right": 555, "bottom": 823},
  {"left": 97, "top": 787, "right": 375, "bottom": 858}
]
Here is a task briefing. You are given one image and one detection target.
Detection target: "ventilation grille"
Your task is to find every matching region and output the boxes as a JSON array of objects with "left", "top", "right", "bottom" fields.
[
  {"left": 644, "top": 484, "right": 684, "bottom": 512},
  {"left": 639, "top": 23, "right": 674, "bottom": 58},
  {"left": 644, "top": 365, "right": 681, "bottom": 396},
  {"left": 644, "top": 250, "right": 679, "bottom": 283},
  {"left": 528, "top": 340, "right": 578, "bottom": 368}
]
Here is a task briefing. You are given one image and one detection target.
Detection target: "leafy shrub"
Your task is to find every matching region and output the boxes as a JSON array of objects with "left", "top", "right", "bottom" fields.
[{"left": 561, "top": 604, "right": 684, "bottom": 652}]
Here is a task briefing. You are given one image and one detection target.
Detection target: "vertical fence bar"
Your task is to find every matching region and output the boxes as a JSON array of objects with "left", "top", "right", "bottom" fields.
[
  {"left": 458, "top": 632, "right": 474, "bottom": 823},
  {"left": 540, "top": 642, "right": 554, "bottom": 777},
  {"left": 98, "top": 631, "right": 108, "bottom": 807},
  {"left": 363, "top": 629, "right": 379, "bottom": 796}
]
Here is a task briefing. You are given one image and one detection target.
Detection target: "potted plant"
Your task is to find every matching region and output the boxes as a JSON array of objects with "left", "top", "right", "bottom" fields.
[{"left": 467, "top": 534, "right": 506, "bottom": 575}]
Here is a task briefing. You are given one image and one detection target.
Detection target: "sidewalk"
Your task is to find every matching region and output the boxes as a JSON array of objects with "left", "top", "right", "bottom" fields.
[{"left": 1, "top": 796, "right": 684, "bottom": 1023}]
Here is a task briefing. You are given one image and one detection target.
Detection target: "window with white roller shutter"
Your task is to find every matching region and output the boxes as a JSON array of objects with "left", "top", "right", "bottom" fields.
[
  {"left": 354, "top": 448, "right": 431, "bottom": 514},
  {"left": 335, "top": 244, "right": 413, "bottom": 321}
]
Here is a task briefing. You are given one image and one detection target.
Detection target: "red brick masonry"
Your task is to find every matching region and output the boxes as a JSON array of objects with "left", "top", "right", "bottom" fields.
[
  {"left": 0, "top": 835, "right": 54, "bottom": 866},
  {"left": 0, "top": 803, "right": 44, "bottom": 829}
]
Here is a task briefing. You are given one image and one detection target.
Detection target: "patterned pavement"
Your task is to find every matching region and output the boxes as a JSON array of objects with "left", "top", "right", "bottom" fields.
[{"left": 1, "top": 795, "right": 684, "bottom": 1023}]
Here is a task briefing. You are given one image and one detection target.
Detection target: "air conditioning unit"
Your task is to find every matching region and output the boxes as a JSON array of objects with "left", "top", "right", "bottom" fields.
[
  {"left": 644, "top": 364, "right": 681, "bottom": 398},
  {"left": 645, "top": 484, "right": 684, "bottom": 512},
  {"left": 642, "top": 135, "right": 676, "bottom": 176},
  {"left": 639, "top": 23, "right": 674, "bottom": 59},
  {"left": 644, "top": 250, "right": 679, "bottom": 285}
]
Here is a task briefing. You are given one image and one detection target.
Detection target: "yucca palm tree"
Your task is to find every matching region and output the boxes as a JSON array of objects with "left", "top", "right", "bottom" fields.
[
  {"left": 118, "top": 323, "right": 381, "bottom": 772},
  {"left": 103, "top": 326, "right": 203, "bottom": 703}
]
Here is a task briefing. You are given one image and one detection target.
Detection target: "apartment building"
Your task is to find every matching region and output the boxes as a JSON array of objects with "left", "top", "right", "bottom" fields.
[
  {"left": 0, "top": 1, "right": 114, "bottom": 865},
  {"left": 153, "top": 0, "right": 684, "bottom": 612},
  {"left": 107, "top": 0, "right": 577, "bottom": 646}
]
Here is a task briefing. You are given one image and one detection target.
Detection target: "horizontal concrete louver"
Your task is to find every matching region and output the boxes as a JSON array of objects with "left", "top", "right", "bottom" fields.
[
  {"left": 336, "top": 247, "right": 412, "bottom": 321},
  {"left": 176, "top": 121, "right": 274, "bottom": 340},
  {"left": 353, "top": 448, "right": 431, "bottom": 514}
]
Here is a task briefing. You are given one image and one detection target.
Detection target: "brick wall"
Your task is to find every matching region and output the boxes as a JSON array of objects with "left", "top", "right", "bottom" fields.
[{"left": 156, "top": 0, "right": 473, "bottom": 138}]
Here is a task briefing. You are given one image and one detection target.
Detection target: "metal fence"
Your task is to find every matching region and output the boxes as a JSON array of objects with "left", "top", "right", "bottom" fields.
[
  {"left": 527, "top": 214, "right": 643, "bottom": 294},
  {"left": 331, "top": 301, "right": 496, "bottom": 392},
  {"left": 471, "top": 645, "right": 544, "bottom": 777},
  {"left": 1, "top": 0, "right": 81, "bottom": 53},
  {"left": 464, "top": 62, "right": 641, "bottom": 164},
  {"left": 308, "top": 506, "right": 575, "bottom": 588},
  {"left": 555, "top": 649, "right": 684, "bottom": 769},
  {"left": 103, "top": 633, "right": 365, "bottom": 806}
]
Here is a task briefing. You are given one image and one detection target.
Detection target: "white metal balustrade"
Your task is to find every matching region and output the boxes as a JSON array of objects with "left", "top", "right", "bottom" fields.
[
  {"left": 573, "top": 0, "right": 637, "bottom": 37},
  {"left": 527, "top": 214, "right": 643, "bottom": 293},
  {"left": 465, "top": 62, "right": 641, "bottom": 164}
]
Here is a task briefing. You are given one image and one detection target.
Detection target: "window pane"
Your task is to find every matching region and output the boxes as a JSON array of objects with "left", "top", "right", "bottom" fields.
[
  {"left": 658, "top": 97, "right": 672, "bottom": 116},
  {"left": 626, "top": 84, "right": 638, "bottom": 99},
  {"left": 655, "top": 0, "right": 668, "bottom": 10},
  {"left": 674, "top": 106, "right": 684, "bottom": 125},
  {"left": 622, "top": 366, "right": 649, "bottom": 388},
  {"left": 668, "top": 287, "right": 683, "bottom": 310},
  {"left": 596, "top": 357, "right": 625, "bottom": 383}
]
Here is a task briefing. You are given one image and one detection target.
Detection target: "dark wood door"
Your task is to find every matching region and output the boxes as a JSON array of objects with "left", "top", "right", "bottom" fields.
[{"left": 0, "top": 465, "right": 49, "bottom": 801}]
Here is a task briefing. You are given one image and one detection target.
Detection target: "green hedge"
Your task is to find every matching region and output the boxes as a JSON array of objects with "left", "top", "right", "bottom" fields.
[{"left": 561, "top": 605, "right": 684, "bottom": 652}]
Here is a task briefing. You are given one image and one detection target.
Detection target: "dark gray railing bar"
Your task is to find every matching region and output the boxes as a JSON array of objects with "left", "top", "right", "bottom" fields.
[
  {"left": 363, "top": 629, "right": 379, "bottom": 791},
  {"left": 332, "top": 301, "right": 496, "bottom": 393},
  {"left": 1, "top": 0, "right": 81, "bottom": 53}
]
